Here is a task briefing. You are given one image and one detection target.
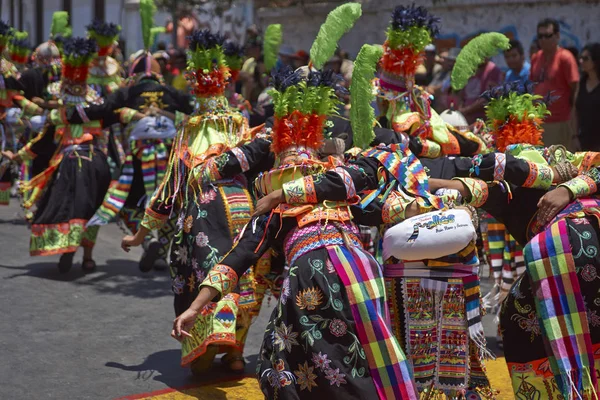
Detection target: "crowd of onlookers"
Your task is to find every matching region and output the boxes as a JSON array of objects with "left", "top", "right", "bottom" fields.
[{"left": 409, "top": 18, "right": 600, "bottom": 152}]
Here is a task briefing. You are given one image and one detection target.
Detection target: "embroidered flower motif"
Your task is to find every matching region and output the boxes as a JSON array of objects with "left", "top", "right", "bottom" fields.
[
  {"left": 193, "top": 263, "right": 206, "bottom": 283},
  {"left": 183, "top": 216, "right": 194, "bottom": 233},
  {"left": 174, "top": 246, "right": 188, "bottom": 265},
  {"left": 589, "top": 309, "right": 600, "bottom": 328},
  {"left": 200, "top": 189, "right": 217, "bottom": 204},
  {"left": 296, "top": 287, "right": 324, "bottom": 311},
  {"left": 329, "top": 319, "right": 347, "bottom": 337},
  {"left": 311, "top": 352, "right": 331, "bottom": 371},
  {"left": 262, "top": 359, "right": 295, "bottom": 389},
  {"left": 172, "top": 275, "right": 186, "bottom": 294},
  {"left": 294, "top": 362, "right": 318, "bottom": 392},
  {"left": 281, "top": 277, "right": 291, "bottom": 305},
  {"left": 511, "top": 311, "right": 541, "bottom": 341},
  {"left": 582, "top": 264, "right": 598, "bottom": 282},
  {"left": 325, "top": 259, "right": 335, "bottom": 274},
  {"left": 324, "top": 368, "right": 347, "bottom": 387},
  {"left": 195, "top": 232, "right": 209, "bottom": 247},
  {"left": 273, "top": 322, "right": 299, "bottom": 352}
]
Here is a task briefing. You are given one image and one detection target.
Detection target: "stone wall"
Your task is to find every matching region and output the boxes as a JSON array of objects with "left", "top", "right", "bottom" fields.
[{"left": 256, "top": 0, "right": 600, "bottom": 64}]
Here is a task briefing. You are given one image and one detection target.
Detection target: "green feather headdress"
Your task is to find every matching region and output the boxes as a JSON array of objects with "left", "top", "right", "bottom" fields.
[
  {"left": 309, "top": 3, "right": 362, "bottom": 69},
  {"left": 263, "top": 24, "right": 282, "bottom": 73},
  {"left": 269, "top": 67, "right": 346, "bottom": 154},
  {"left": 139, "top": 0, "right": 158, "bottom": 50},
  {"left": 350, "top": 44, "right": 383, "bottom": 149},
  {"left": 9, "top": 31, "right": 31, "bottom": 63},
  {"left": 187, "top": 29, "right": 226, "bottom": 72},
  {"left": 451, "top": 32, "right": 510, "bottom": 91},
  {"left": 50, "top": 11, "right": 72, "bottom": 40},
  {"left": 86, "top": 20, "right": 121, "bottom": 49}
]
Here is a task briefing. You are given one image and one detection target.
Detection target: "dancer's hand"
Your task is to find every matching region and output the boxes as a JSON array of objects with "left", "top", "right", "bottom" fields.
[
  {"left": 1, "top": 150, "right": 20, "bottom": 164},
  {"left": 537, "top": 186, "right": 572, "bottom": 224},
  {"left": 2, "top": 150, "right": 14, "bottom": 161},
  {"left": 171, "top": 308, "right": 197, "bottom": 341},
  {"left": 121, "top": 228, "right": 148, "bottom": 252},
  {"left": 254, "top": 189, "right": 284, "bottom": 216},
  {"left": 171, "top": 286, "right": 219, "bottom": 341}
]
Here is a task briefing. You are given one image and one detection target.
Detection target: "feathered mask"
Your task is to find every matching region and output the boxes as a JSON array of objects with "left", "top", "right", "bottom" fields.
[
  {"left": 9, "top": 31, "right": 30, "bottom": 65},
  {"left": 482, "top": 81, "right": 550, "bottom": 151},
  {"left": 380, "top": 4, "right": 440, "bottom": 80},
  {"left": 186, "top": 29, "right": 229, "bottom": 97},
  {"left": 86, "top": 20, "right": 121, "bottom": 56},
  {"left": 223, "top": 40, "right": 244, "bottom": 82},
  {"left": 269, "top": 66, "right": 347, "bottom": 155},
  {"left": 61, "top": 37, "right": 98, "bottom": 84}
]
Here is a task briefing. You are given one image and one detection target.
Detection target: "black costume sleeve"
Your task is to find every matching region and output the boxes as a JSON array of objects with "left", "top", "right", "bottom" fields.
[
  {"left": 281, "top": 156, "right": 381, "bottom": 204},
  {"left": 192, "top": 133, "right": 273, "bottom": 185},
  {"left": 424, "top": 152, "right": 553, "bottom": 189},
  {"left": 200, "top": 213, "right": 280, "bottom": 300},
  {"left": 59, "top": 88, "right": 127, "bottom": 126}
]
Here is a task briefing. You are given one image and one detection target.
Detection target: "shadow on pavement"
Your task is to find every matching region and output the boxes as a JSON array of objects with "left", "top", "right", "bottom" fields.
[
  {"left": 0, "top": 258, "right": 172, "bottom": 299},
  {"left": 106, "top": 349, "right": 259, "bottom": 395}
]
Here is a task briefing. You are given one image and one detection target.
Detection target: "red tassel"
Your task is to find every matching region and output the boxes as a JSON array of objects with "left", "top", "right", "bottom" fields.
[{"left": 191, "top": 66, "right": 230, "bottom": 97}]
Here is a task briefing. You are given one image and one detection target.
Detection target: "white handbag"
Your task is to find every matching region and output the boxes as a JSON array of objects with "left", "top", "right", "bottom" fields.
[{"left": 383, "top": 208, "right": 476, "bottom": 261}]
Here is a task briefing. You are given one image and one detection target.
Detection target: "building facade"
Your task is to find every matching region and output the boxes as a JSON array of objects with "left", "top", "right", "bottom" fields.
[{"left": 0, "top": 0, "right": 171, "bottom": 56}]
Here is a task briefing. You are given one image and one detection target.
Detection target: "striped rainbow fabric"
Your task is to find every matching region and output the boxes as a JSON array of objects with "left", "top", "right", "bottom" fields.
[{"left": 327, "top": 245, "right": 418, "bottom": 400}]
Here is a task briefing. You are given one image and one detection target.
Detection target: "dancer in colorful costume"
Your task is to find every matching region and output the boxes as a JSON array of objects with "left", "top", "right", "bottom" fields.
[
  {"left": 0, "top": 24, "right": 45, "bottom": 206},
  {"left": 462, "top": 82, "right": 600, "bottom": 399},
  {"left": 16, "top": 12, "right": 70, "bottom": 211},
  {"left": 86, "top": 20, "right": 127, "bottom": 180},
  {"left": 253, "top": 43, "right": 578, "bottom": 398},
  {"left": 121, "top": 27, "right": 263, "bottom": 374},
  {"left": 405, "top": 81, "right": 600, "bottom": 398},
  {"left": 4, "top": 37, "right": 111, "bottom": 272},
  {"left": 86, "top": 20, "right": 123, "bottom": 96},
  {"left": 168, "top": 4, "right": 420, "bottom": 398},
  {"left": 375, "top": 5, "right": 485, "bottom": 158},
  {"left": 79, "top": 3, "right": 193, "bottom": 272}
]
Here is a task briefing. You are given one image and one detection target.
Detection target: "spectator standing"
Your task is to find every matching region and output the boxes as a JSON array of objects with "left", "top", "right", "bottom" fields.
[
  {"left": 428, "top": 48, "right": 458, "bottom": 112},
  {"left": 240, "top": 33, "right": 262, "bottom": 102},
  {"left": 504, "top": 40, "right": 531, "bottom": 84},
  {"left": 456, "top": 58, "right": 504, "bottom": 124},
  {"left": 415, "top": 44, "right": 441, "bottom": 86},
  {"left": 530, "top": 18, "right": 580, "bottom": 148},
  {"left": 576, "top": 43, "right": 600, "bottom": 151}
]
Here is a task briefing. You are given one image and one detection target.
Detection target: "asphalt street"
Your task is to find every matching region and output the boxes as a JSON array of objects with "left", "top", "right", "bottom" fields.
[{"left": 0, "top": 201, "right": 499, "bottom": 399}]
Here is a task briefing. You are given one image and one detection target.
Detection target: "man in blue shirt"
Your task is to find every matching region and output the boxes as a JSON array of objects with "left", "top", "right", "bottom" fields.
[{"left": 504, "top": 39, "right": 531, "bottom": 83}]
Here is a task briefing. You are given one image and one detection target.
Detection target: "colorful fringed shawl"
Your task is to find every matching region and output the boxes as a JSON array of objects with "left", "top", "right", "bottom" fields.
[
  {"left": 87, "top": 140, "right": 168, "bottom": 226},
  {"left": 360, "top": 143, "right": 444, "bottom": 211},
  {"left": 327, "top": 245, "right": 418, "bottom": 400},
  {"left": 524, "top": 218, "right": 598, "bottom": 399}
]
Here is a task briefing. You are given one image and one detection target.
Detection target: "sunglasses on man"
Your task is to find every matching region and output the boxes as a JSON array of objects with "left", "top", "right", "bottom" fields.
[{"left": 537, "top": 32, "right": 555, "bottom": 39}]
